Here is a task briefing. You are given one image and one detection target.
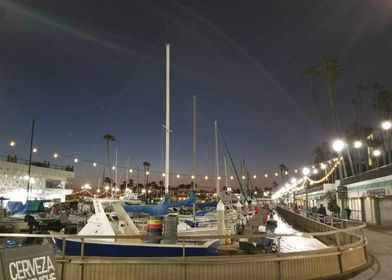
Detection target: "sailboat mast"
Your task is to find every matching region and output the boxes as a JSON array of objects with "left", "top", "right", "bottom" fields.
[
  {"left": 164, "top": 43, "right": 170, "bottom": 194},
  {"left": 26, "top": 119, "right": 35, "bottom": 201},
  {"left": 192, "top": 95, "right": 197, "bottom": 219},
  {"left": 224, "top": 155, "right": 229, "bottom": 191},
  {"left": 214, "top": 120, "right": 220, "bottom": 196},
  {"left": 192, "top": 95, "right": 197, "bottom": 184}
]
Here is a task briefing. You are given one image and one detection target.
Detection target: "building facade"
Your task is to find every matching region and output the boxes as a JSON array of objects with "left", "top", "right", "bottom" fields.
[{"left": 0, "top": 156, "right": 75, "bottom": 204}]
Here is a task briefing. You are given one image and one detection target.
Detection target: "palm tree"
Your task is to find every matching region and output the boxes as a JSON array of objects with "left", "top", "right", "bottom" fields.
[
  {"left": 143, "top": 161, "right": 151, "bottom": 186},
  {"left": 278, "top": 164, "right": 288, "bottom": 186},
  {"left": 354, "top": 83, "right": 367, "bottom": 137},
  {"left": 319, "top": 57, "right": 342, "bottom": 134},
  {"left": 305, "top": 66, "right": 328, "bottom": 134},
  {"left": 312, "top": 142, "right": 332, "bottom": 164},
  {"left": 103, "top": 134, "right": 116, "bottom": 181},
  {"left": 319, "top": 57, "right": 354, "bottom": 176},
  {"left": 372, "top": 83, "right": 392, "bottom": 119}
]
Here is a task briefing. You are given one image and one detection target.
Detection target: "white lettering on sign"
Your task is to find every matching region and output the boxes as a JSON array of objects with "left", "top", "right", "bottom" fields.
[{"left": 8, "top": 256, "right": 56, "bottom": 280}]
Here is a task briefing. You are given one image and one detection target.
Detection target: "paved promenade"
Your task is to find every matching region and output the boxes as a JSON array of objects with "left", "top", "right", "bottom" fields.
[{"left": 348, "top": 224, "right": 392, "bottom": 280}]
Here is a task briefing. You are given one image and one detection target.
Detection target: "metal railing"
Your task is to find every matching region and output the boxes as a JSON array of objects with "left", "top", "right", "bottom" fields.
[{"left": 0, "top": 210, "right": 368, "bottom": 280}]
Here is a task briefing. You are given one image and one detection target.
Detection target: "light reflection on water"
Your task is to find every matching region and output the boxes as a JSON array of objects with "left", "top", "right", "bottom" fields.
[{"left": 273, "top": 213, "right": 328, "bottom": 253}]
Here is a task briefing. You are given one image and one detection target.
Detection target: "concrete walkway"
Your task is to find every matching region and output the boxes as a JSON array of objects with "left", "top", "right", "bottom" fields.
[{"left": 348, "top": 225, "right": 392, "bottom": 280}]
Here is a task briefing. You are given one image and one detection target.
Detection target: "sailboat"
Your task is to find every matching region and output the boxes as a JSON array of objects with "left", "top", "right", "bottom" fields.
[
  {"left": 53, "top": 44, "right": 219, "bottom": 257},
  {"left": 53, "top": 198, "right": 219, "bottom": 257}
]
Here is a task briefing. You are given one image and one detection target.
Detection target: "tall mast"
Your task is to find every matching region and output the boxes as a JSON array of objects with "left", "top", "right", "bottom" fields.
[
  {"left": 224, "top": 155, "right": 229, "bottom": 191},
  {"left": 214, "top": 120, "right": 220, "bottom": 197},
  {"left": 192, "top": 95, "right": 197, "bottom": 219},
  {"left": 126, "top": 157, "right": 129, "bottom": 191},
  {"left": 164, "top": 43, "right": 170, "bottom": 194},
  {"left": 115, "top": 148, "right": 118, "bottom": 197},
  {"left": 26, "top": 119, "right": 35, "bottom": 201},
  {"left": 192, "top": 95, "right": 197, "bottom": 185}
]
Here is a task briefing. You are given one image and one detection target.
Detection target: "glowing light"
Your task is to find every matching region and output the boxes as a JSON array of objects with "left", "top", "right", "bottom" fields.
[
  {"left": 97, "top": 189, "right": 101, "bottom": 193},
  {"left": 313, "top": 169, "right": 319, "bottom": 174},
  {"left": 10, "top": 141, "right": 15, "bottom": 147},
  {"left": 104, "top": 185, "right": 109, "bottom": 191},
  {"left": 242, "top": 175, "right": 245, "bottom": 180},
  {"left": 74, "top": 158, "right": 78, "bottom": 163},
  {"left": 264, "top": 174, "right": 268, "bottom": 178},
  {"left": 230, "top": 176, "right": 234, "bottom": 180},
  {"left": 320, "top": 163, "right": 326, "bottom": 169},
  {"left": 32, "top": 148, "right": 38, "bottom": 153},
  {"left": 53, "top": 153, "right": 58, "bottom": 158},
  {"left": 23, "top": 175, "right": 29, "bottom": 181},
  {"left": 302, "top": 167, "right": 310, "bottom": 176},
  {"left": 129, "top": 169, "right": 133, "bottom": 173},
  {"left": 205, "top": 176, "right": 208, "bottom": 180},
  {"left": 176, "top": 174, "right": 180, "bottom": 179},
  {"left": 191, "top": 175, "right": 195, "bottom": 180},
  {"left": 373, "top": 149, "right": 381, "bottom": 157},
  {"left": 142, "top": 188, "right": 146, "bottom": 194},
  {"left": 218, "top": 176, "right": 221, "bottom": 180},
  {"left": 354, "top": 141, "right": 362, "bottom": 149},
  {"left": 332, "top": 139, "right": 345, "bottom": 153},
  {"left": 284, "top": 171, "right": 288, "bottom": 175},
  {"left": 294, "top": 169, "right": 298, "bottom": 173},
  {"left": 162, "top": 173, "right": 166, "bottom": 177},
  {"left": 146, "top": 171, "right": 149, "bottom": 175},
  {"left": 112, "top": 166, "right": 116, "bottom": 170},
  {"left": 275, "top": 173, "right": 278, "bottom": 177},
  {"left": 290, "top": 178, "right": 297, "bottom": 184},
  {"left": 253, "top": 175, "right": 257, "bottom": 179},
  {"left": 382, "top": 120, "right": 392, "bottom": 130}
]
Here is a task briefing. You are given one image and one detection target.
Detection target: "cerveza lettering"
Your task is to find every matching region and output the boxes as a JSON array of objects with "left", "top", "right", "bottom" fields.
[{"left": 9, "top": 256, "right": 56, "bottom": 280}]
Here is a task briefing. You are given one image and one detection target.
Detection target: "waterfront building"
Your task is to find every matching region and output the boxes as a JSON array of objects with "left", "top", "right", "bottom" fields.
[{"left": 0, "top": 154, "right": 75, "bottom": 204}]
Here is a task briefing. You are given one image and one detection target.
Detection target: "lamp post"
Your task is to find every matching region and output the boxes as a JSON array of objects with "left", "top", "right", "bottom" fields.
[
  {"left": 332, "top": 139, "right": 346, "bottom": 219},
  {"left": 373, "top": 149, "right": 381, "bottom": 168},
  {"left": 302, "top": 167, "right": 310, "bottom": 211},
  {"left": 382, "top": 121, "right": 392, "bottom": 164},
  {"left": 353, "top": 141, "right": 362, "bottom": 174}
]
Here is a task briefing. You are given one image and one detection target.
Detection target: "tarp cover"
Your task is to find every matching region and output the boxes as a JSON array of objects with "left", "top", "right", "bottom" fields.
[
  {"left": 6, "top": 201, "right": 23, "bottom": 212},
  {"left": 170, "top": 191, "right": 196, "bottom": 208},
  {"left": 20, "top": 200, "right": 46, "bottom": 213},
  {"left": 123, "top": 194, "right": 169, "bottom": 216}
]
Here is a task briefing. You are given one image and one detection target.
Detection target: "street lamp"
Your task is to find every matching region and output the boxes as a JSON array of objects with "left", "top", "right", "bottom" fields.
[
  {"left": 381, "top": 121, "right": 392, "bottom": 164},
  {"left": 302, "top": 167, "right": 310, "bottom": 211},
  {"left": 373, "top": 149, "right": 381, "bottom": 168},
  {"left": 353, "top": 141, "right": 363, "bottom": 174},
  {"left": 332, "top": 139, "right": 346, "bottom": 219}
]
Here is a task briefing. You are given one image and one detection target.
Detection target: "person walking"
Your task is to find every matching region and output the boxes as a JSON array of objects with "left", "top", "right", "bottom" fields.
[
  {"left": 345, "top": 207, "right": 352, "bottom": 220},
  {"left": 318, "top": 204, "right": 327, "bottom": 223}
]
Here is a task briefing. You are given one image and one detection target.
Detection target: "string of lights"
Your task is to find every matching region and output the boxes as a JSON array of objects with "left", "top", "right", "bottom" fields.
[{"left": 4, "top": 138, "right": 340, "bottom": 185}]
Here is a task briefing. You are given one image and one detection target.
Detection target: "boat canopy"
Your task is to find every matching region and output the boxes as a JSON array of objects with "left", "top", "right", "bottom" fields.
[
  {"left": 170, "top": 191, "right": 196, "bottom": 208},
  {"left": 19, "top": 200, "right": 47, "bottom": 213},
  {"left": 123, "top": 194, "right": 169, "bottom": 216},
  {"left": 6, "top": 201, "right": 23, "bottom": 212}
]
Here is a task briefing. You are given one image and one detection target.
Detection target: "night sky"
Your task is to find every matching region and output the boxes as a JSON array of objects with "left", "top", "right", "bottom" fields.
[{"left": 1, "top": 0, "right": 391, "bottom": 189}]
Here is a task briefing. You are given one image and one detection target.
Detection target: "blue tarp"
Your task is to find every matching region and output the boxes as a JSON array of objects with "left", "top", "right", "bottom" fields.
[
  {"left": 6, "top": 201, "right": 23, "bottom": 212},
  {"left": 196, "top": 200, "right": 218, "bottom": 209},
  {"left": 169, "top": 191, "right": 196, "bottom": 208},
  {"left": 123, "top": 194, "right": 169, "bottom": 216},
  {"left": 19, "top": 200, "right": 46, "bottom": 213}
]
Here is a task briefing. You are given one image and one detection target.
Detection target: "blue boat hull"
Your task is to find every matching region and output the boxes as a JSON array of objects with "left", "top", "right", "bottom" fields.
[{"left": 53, "top": 238, "right": 219, "bottom": 257}]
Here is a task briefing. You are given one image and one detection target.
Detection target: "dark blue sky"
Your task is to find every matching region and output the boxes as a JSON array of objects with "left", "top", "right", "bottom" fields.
[{"left": 1, "top": 0, "right": 391, "bottom": 188}]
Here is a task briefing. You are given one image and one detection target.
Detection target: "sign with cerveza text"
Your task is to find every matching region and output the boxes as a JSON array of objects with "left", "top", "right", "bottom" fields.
[{"left": 0, "top": 244, "right": 58, "bottom": 280}]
